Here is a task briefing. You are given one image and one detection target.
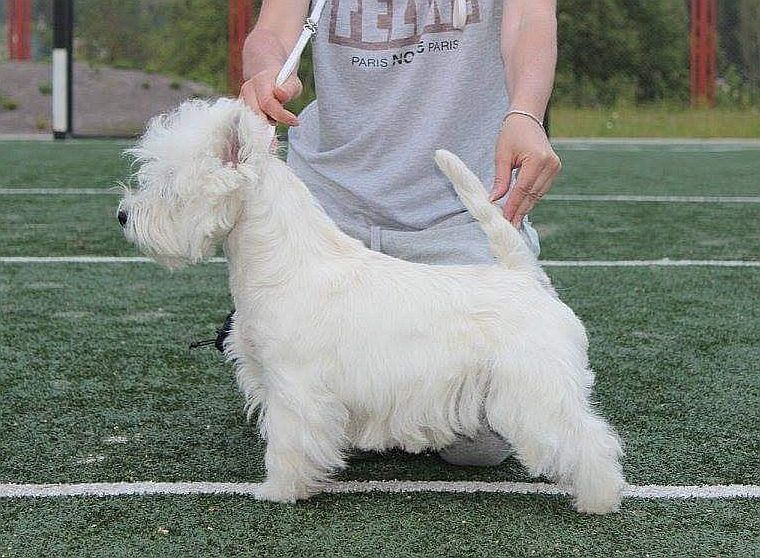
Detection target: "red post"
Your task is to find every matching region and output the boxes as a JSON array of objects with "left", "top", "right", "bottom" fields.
[
  {"left": 229, "top": 0, "right": 253, "bottom": 95},
  {"left": 8, "top": 0, "right": 32, "bottom": 61},
  {"left": 690, "top": 0, "right": 717, "bottom": 107}
]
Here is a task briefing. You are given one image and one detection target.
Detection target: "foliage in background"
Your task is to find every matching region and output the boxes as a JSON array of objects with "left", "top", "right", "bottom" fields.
[
  {"left": 554, "top": 0, "right": 688, "bottom": 107},
  {"left": 75, "top": 0, "right": 153, "bottom": 70},
  {"left": 75, "top": 0, "right": 227, "bottom": 91},
  {"left": 737, "top": 0, "right": 760, "bottom": 97},
  {"left": 144, "top": 0, "right": 228, "bottom": 91}
]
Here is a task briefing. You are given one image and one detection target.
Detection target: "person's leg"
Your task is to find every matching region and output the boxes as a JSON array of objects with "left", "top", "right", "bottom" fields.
[{"left": 369, "top": 212, "right": 539, "bottom": 466}]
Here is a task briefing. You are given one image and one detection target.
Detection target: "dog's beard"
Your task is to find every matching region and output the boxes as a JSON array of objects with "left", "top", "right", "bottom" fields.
[{"left": 124, "top": 195, "right": 238, "bottom": 268}]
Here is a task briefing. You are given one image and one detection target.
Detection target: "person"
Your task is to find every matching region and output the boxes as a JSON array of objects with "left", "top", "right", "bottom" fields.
[{"left": 235, "top": 0, "right": 561, "bottom": 466}]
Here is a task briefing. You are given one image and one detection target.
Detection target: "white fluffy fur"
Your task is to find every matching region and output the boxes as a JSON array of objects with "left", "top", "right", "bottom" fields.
[{"left": 119, "top": 99, "right": 625, "bottom": 514}]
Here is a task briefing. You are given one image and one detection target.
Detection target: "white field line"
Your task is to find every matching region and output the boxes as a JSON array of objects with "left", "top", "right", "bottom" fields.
[
  {"left": 540, "top": 259, "right": 760, "bottom": 268},
  {"left": 2, "top": 189, "right": 760, "bottom": 204},
  {"left": 0, "top": 256, "right": 160, "bottom": 263},
  {"left": 0, "top": 188, "right": 117, "bottom": 195},
  {"left": 0, "top": 133, "right": 53, "bottom": 141},
  {"left": 0, "top": 480, "right": 758, "bottom": 500},
  {"left": 1, "top": 257, "right": 758, "bottom": 268}
]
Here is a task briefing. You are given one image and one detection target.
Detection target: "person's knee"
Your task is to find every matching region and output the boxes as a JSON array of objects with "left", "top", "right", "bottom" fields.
[{"left": 439, "top": 429, "right": 514, "bottom": 467}]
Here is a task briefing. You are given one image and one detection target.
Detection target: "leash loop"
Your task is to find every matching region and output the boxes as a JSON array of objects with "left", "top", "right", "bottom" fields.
[
  {"left": 304, "top": 17, "right": 318, "bottom": 34},
  {"left": 275, "top": 0, "right": 329, "bottom": 87}
]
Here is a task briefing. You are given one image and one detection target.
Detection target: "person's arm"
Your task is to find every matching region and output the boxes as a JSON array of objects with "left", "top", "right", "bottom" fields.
[
  {"left": 240, "top": 0, "right": 309, "bottom": 126},
  {"left": 490, "top": 0, "right": 561, "bottom": 227}
]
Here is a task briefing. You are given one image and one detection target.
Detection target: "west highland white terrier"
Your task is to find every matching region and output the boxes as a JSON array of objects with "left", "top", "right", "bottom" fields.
[{"left": 118, "top": 99, "right": 624, "bottom": 514}]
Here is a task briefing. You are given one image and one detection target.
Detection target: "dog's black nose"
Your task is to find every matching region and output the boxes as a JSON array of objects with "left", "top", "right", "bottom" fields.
[{"left": 117, "top": 210, "right": 128, "bottom": 227}]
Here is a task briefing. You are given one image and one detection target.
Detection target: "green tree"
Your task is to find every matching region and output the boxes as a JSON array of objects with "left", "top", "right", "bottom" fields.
[
  {"left": 738, "top": 0, "right": 760, "bottom": 90},
  {"left": 145, "top": 0, "right": 228, "bottom": 91},
  {"left": 621, "top": 0, "right": 688, "bottom": 104},
  {"left": 75, "top": 0, "right": 153, "bottom": 68},
  {"left": 555, "top": 0, "right": 639, "bottom": 106},
  {"left": 555, "top": 0, "right": 688, "bottom": 106},
  {"left": 74, "top": 0, "right": 227, "bottom": 90}
]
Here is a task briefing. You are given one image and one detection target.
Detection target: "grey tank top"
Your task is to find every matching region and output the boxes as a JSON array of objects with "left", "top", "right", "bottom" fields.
[{"left": 287, "top": 0, "right": 508, "bottom": 243}]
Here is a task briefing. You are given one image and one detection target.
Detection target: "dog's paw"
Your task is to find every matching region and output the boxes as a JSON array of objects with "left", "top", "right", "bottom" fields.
[
  {"left": 573, "top": 486, "right": 623, "bottom": 515},
  {"left": 254, "top": 481, "right": 312, "bottom": 503}
]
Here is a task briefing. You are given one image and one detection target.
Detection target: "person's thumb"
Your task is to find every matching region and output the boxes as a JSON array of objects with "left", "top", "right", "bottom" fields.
[
  {"left": 490, "top": 152, "right": 514, "bottom": 202},
  {"left": 274, "top": 75, "right": 303, "bottom": 104}
]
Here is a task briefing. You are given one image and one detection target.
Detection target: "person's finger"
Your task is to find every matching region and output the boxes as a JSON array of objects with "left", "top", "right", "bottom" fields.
[
  {"left": 251, "top": 75, "right": 298, "bottom": 125},
  {"left": 502, "top": 159, "right": 542, "bottom": 223},
  {"left": 255, "top": 82, "right": 299, "bottom": 126},
  {"left": 240, "top": 85, "right": 277, "bottom": 125},
  {"left": 260, "top": 96, "right": 299, "bottom": 126},
  {"left": 510, "top": 168, "right": 554, "bottom": 226},
  {"left": 239, "top": 81, "right": 263, "bottom": 115},
  {"left": 273, "top": 75, "right": 303, "bottom": 104},
  {"left": 490, "top": 151, "right": 514, "bottom": 202},
  {"left": 511, "top": 155, "right": 561, "bottom": 226}
]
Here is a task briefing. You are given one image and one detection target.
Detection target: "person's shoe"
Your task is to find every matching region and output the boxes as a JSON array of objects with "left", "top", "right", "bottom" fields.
[{"left": 438, "top": 428, "right": 514, "bottom": 467}]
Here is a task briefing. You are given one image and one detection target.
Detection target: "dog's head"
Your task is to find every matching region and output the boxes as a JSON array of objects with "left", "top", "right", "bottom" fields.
[{"left": 118, "top": 98, "right": 274, "bottom": 268}]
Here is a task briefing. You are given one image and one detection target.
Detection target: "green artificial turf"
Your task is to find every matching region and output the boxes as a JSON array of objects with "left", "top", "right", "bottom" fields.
[
  {"left": 1, "top": 140, "right": 758, "bottom": 261},
  {"left": 1, "top": 139, "right": 758, "bottom": 558},
  {"left": 2, "top": 141, "right": 759, "bottom": 197},
  {"left": 553, "top": 146, "right": 760, "bottom": 196},
  {"left": 1, "top": 495, "right": 758, "bottom": 558},
  {"left": 1, "top": 195, "right": 758, "bottom": 261},
  {"left": 531, "top": 201, "right": 759, "bottom": 260},
  {"left": 0, "top": 141, "right": 132, "bottom": 189},
  {"left": 1, "top": 265, "right": 757, "bottom": 486},
  {"left": 0, "top": 195, "right": 138, "bottom": 257}
]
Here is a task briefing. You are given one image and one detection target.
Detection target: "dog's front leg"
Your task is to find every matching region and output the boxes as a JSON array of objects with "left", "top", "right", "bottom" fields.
[{"left": 255, "top": 386, "right": 348, "bottom": 503}]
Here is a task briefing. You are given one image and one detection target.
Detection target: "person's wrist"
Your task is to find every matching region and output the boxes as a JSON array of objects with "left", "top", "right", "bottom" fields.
[{"left": 503, "top": 109, "right": 545, "bottom": 131}]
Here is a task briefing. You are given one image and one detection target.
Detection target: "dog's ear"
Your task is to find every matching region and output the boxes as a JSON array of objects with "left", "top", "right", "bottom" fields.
[{"left": 131, "top": 98, "right": 249, "bottom": 196}]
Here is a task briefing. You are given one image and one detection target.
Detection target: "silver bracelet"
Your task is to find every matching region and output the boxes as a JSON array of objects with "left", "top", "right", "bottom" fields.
[{"left": 503, "top": 109, "right": 544, "bottom": 129}]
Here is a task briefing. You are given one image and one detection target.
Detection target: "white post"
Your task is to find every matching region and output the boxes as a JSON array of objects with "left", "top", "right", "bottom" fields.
[
  {"left": 52, "top": 0, "right": 73, "bottom": 139},
  {"left": 52, "top": 48, "right": 68, "bottom": 137}
]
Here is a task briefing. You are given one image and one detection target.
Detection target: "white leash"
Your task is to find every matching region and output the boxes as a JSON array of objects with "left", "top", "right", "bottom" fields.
[
  {"left": 275, "top": 0, "right": 468, "bottom": 87},
  {"left": 275, "top": 0, "right": 330, "bottom": 87}
]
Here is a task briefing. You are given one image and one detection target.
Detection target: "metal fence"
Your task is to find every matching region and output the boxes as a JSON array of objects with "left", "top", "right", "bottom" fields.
[{"left": 0, "top": 0, "right": 758, "bottom": 138}]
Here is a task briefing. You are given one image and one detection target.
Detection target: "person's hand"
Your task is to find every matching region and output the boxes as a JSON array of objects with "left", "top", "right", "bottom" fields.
[
  {"left": 239, "top": 68, "right": 303, "bottom": 127},
  {"left": 490, "top": 114, "right": 561, "bottom": 227}
]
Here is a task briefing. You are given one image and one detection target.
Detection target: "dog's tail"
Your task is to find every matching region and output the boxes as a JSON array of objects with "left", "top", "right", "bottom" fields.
[{"left": 434, "top": 149, "right": 536, "bottom": 272}]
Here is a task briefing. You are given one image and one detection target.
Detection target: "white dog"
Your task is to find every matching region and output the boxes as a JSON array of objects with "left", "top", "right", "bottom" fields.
[{"left": 118, "top": 98, "right": 624, "bottom": 514}]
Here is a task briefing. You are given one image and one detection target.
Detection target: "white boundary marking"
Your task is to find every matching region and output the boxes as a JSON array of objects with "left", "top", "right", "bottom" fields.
[
  {"left": 1, "top": 480, "right": 758, "bottom": 500},
  {"left": 0, "top": 188, "right": 117, "bottom": 195},
  {"left": 0, "top": 256, "right": 159, "bottom": 263},
  {"left": 1, "top": 257, "right": 758, "bottom": 268},
  {"left": 2, "top": 189, "right": 760, "bottom": 204},
  {"left": 0, "top": 134, "right": 53, "bottom": 141},
  {"left": 540, "top": 259, "right": 760, "bottom": 268}
]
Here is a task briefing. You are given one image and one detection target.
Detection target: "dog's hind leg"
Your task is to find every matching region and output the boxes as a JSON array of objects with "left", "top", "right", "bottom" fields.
[
  {"left": 484, "top": 353, "right": 624, "bottom": 514},
  {"left": 255, "top": 377, "right": 348, "bottom": 503}
]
